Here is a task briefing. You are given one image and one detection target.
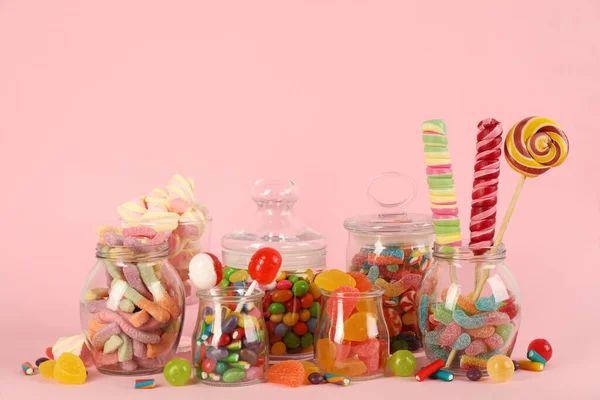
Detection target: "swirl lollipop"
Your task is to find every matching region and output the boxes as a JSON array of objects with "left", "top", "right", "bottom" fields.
[
  {"left": 234, "top": 247, "right": 282, "bottom": 312},
  {"left": 473, "top": 116, "right": 569, "bottom": 298}
]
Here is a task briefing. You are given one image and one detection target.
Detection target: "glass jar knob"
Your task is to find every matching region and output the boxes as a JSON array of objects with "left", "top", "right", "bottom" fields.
[
  {"left": 366, "top": 172, "right": 418, "bottom": 216},
  {"left": 251, "top": 179, "right": 299, "bottom": 205}
]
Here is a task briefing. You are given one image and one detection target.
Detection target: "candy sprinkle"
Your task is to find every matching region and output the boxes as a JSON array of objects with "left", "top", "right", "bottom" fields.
[
  {"left": 21, "top": 362, "right": 34, "bottom": 375},
  {"left": 134, "top": 378, "right": 156, "bottom": 389}
]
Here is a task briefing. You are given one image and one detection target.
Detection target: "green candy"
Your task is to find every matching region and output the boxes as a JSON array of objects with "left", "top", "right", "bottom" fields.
[
  {"left": 433, "top": 225, "right": 461, "bottom": 235},
  {"left": 225, "top": 340, "right": 242, "bottom": 351},
  {"left": 433, "top": 218, "right": 460, "bottom": 227},
  {"left": 219, "top": 279, "right": 230, "bottom": 288},
  {"left": 292, "top": 280, "right": 309, "bottom": 297},
  {"left": 301, "top": 333, "right": 314, "bottom": 349},
  {"left": 219, "top": 353, "right": 239, "bottom": 363},
  {"left": 283, "top": 332, "right": 301, "bottom": 349},
  {"left": 495, "top": 324, "right": 514, "bottom": 342},
  {"left": 288, "top": 276, "right": 299, "bottom": 284},
  {"left": 386, "top": 264, "right": 399, "bottom": 272},
  {"left": 427, "top": 176, "right": 454, "bottom": 187},
  {"left": 421, "top": 119, "right": 447, "bottom": 134},
  {"left": 309, "top": 302, "right": 321, "bottom": 317},
  {"left": 269, "top": 303, "right": 286, "bottom": 314},
  {"left": 433, "top": 305, "right": 453, "bottom": 324},
  {"left": 222, "top": 368, "right": 245, "bottom": 383},
  {"left": 215, "top": 362, "right": 228, "bottom": 375},
  {"left": 223, "top": 267, "right": 238, "bottom": 280}
]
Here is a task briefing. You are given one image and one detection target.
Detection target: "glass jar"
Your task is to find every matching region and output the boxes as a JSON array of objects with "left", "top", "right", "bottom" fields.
[
  {"left": 80, "top": 241, "right": 185, "bottom": 375},
  {"left": 222, "top": 179, "right": 326, "bottom": 362},
  {"left": 344, "top": 173, "right": 434, "bottom": 353},
  {"left": 416, "top": 244, "right": 521, "bottom": 373},
  {"left": 192, "top": 287, "right": 268, "bottom": 386},
  {"left": 315, "top": 287, "right": 389, "bottom": 380}
]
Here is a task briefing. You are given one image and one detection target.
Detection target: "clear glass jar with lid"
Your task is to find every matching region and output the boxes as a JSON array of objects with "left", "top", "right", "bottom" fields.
[
  {"left": 344, "top": 172, "right": 434, "bottom": 353},
  {"left": 222, "top": 179, "right": 327, "bottom": 362}
]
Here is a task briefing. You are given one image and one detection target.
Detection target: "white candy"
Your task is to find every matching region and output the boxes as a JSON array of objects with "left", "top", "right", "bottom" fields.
[{"left": 189, "top": 253, "right": 217, "bottom": 291}]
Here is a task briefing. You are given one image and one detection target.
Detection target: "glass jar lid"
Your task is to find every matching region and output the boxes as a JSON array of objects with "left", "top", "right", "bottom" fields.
[
  {"left": 344, "top": 172, "right": 434, "bottom": 235},
  {"left": 222, "top": 179, "right": 327, "bottom": 270}
]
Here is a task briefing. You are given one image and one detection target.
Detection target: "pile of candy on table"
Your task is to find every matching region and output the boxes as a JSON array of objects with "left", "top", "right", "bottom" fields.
[{"left": 22, "top": 116, "right": 568, "bottom": 389}]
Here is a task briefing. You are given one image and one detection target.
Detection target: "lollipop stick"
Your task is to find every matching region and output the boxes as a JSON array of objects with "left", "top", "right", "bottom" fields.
[
  {"left": 473, "top": 175, "right": 526, "bottom": 300},
  {"left": 234, "top": 280, "right": 258, "bottom": 313}
]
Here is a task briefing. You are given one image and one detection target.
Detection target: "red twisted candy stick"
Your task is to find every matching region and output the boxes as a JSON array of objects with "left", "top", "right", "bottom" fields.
[{"left": 469, "top": 118, "right": 503, "bottom": 251}]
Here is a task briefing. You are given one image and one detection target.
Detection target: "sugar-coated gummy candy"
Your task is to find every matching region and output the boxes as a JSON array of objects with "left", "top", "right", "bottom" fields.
[
  {"left": 316, "top": 339, "right": 336, "bottom": 370},
  {"left": 484, "top": 333, "right": 504, "bottom": 351},
  {"left": 452, "top": 309, "right": 485, "bottom": 329},
  {"left": 465, "top": 340, "right": 487, "bottom": 357},
  {"left": 475, "top": 296, "right": 501, "bottom": 312},
  {"left": 527, "top": 338, "right": 552, "bottom": 362},
  {"left": 451, "top": 333, "right": 471, "bottom": 350},
  {"left": 164, "top": 358, "right": 192, "bottom": 386},
  {"left": 353, "top": 338, "right": 380, "bottom": 358},
  {"left": 314, "top": 270, "right": 356, "bottom": 292},
  {"left": 267, "top": 360, "right": 305, "bottom": 387},
  {"left": 326, "top": 286, "right": 359, "bottom": 320},
  {"left": 54, "top": 353, "right": 86, "bottom": 385},
  {"left": 246, "top": 366, "right": 264, "bottom": 381},
  {"left": 388, "top": 350, "right": 416, "bottom": 377},
  {"left": 39, "top": 360, "right": 56, "bottom": 378},
  {"left": 346, "top": 272, "right": 373, "bottom": 292},
  {"left": 433, "top": 305, "right": 453, "bottom": 325},
  {"left": 360, "top": 353, "right": 380, "bottom": 372},
  {"left": 438, "top": 322, "right": 461, "bottom": 346},
  {"left": 465, "top": 325, "right": 495, "bottom": 339},
  {"left": 367, "top": 265, "right": 379, "bottom": 283},
  {"left": 486, "top": 355, "right": 514, "bottom": 383},
  {"left": 343, "top": 312, "right": 378, "bottom": 342},
  {"left": 418, "top": 294, "right": 429, "bottom": 334},
  {"left": 494, "top": 324, "right": 514, "bottom": 342},
  {"left": 460, "top": 355, "right": 487, "bottom": 370},
  {"left": 466, "top": 368, "right": 482, "bottom": 381}
]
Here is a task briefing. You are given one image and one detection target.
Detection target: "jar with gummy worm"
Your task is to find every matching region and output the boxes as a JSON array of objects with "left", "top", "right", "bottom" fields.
[
  {"left": 221, "top": 179, "right": 326, "bottom": 362},
  {"left": 344, "top": 173, "right": 434, "bottom": 353},
  {"left": 81, "top": 238, "right": 185, "bottom": 375}
]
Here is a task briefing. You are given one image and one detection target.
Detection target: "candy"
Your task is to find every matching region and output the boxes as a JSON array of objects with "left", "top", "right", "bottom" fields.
[
  {"left": 383, "top": 307, "right": 403, "bottom": 336},
  {"left": 466, "top": 368, "right": 482, "bottom": 381},
  {"left": 292, "top": 280, "right": 309, "bottom": 297},
  {"left": 528, "top": 338, "right": 552, "bottom": 362},
  {"left": 134, "top": 379, "right": 156, "bottom": 389},
  {"left": 433, "top": 305, "right": 453, "bottom": 325},
  {"left": 301, "top": 333, "right": 314, "bottom": 349},
  {"left": 229, "top": 269, "right": 249, "bottom": 283},
  {"left": 517, "top": 360, "right": 545, "bottom": 372},
  {"left": 437, "top": 322, "right": 461, "bottom": 346},
  {"left": 248, "top": 248, "right": 282, "bottom": 285},
  {"left": 465, "top": 340, "right": 487, "bottom": 357},
  {"left": 487, "top": 355, "right": 515, "bottom": 382},
  {"left": 326, "top": 286, "right": 359, "bottom": 320},
  {"left": 45, "top": 347, "right": 54, "bottom": 360},
  {"left": 475, "top": 296, "right": 501, "bottom": 312},
  {"left": 465, "top": 325, "right": 495, "bottom": 339},
  {"left": 35, "top": 357, "right": 49, "bottom": 367},
  {"left": 527, "top": 350, "right": 547, "bottom": 365},
  {"left": 52, "top": 335, "right": 92, "bottom": 367},
  {"left": 316, "top": 339, "right": 336, "bottom": 370},
  {"left": 95, "top": 309, "right": 161, "bottom": 344},
  {"left": 484, "top": 334, "right": 504, "bottom": 351},
  {"left": 111, "top": 279, "right": 171, "bottom": 323},
  {"left": 92, "top": 322, "right": 122, "bottom": 350},
  {"left": 400, "top": 290, "right": 416, "bottom": 313},
  {"left": 103, "top": 335, "right": 124, "bottom": 354},
  {"left": 513, "top": 360, "right": 520, "bottom": 370},
  {"left": 246, "top": 366, "right": 264, "bottom": 381},
  {"left": 315, "top": 270, "right": 356, "bottom": 292},
  {"left": 430, "top": 369, "right": 454, "bottom": 382},
  {"left": 415, "top": 359, "right": 444, "bottom": 382},
  {"left": 324, "top": 373, "right": 351, "bottom": 386},
  {"left": 39, "top": 360, "right": 56, "bottom": 378},
  {"left": 54, "top": 353, "right": 87, "bottom": 385},
  {"left": 308, "top": 372, "right": 325, "bottom": 384},
  {"left": 123, "top": 265, "right": 152, "bottom": 300},
  {"left": 164, "top": 358, "right": 192, "bottom": 386},
  {"left": 343, "top": 312, "right": 377, "bottom": 341},
  {"left": 388, "top": 350, "right": 416, "bottom": 377},
  {"left": 301, "top": 361, "right": 322, "bottom": 384},
  {"left": 366, "top": 265, "right": 379, "bottom": 283},
  {"left": 189, "top": 253, "right": 224, "bottom": 291},
  {"left": 451, "top": 333, "right": 471, "bottom": 350},
  {"left": 118, "top": 333, "right": 133, "bottom": 362},
  {"left": 271, "top": 342, "right": 287, "bottom": 355},
  {"left": 346, "top": 272, "right": 372, "bottom": 292},
  {"left": 21, "top": 362, "right": 34, "bottom": 375},
  {"left": 331, "top": 359, "right": 367, "bottom": 377},
  {"left": 460, "top": 355, "right": 487, "bottom": 370},
  {"left": 267, "top": 360, "right": 305, "bottom": 387},
  {"left": 452, "top": 309, "right": 509, "bottom": 329}
]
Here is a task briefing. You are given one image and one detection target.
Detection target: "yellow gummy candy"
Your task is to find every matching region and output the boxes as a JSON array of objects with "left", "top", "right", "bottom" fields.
[
  {"left": 39, "top": 360, "right": 56, "bottom": 379},
  {"left": 301, "top": 361, "right": 322, "bottom": 384},
  {"left": 316, "top": 338, "right": 336, "bottom": 371},
  {"left": 331, "top": 359, "right": 367, "bottom": 377},
  {"left": 343, "top": 312, "right": 378, "bottom": 342},
  {"left": 54, "top": 353, "right": 86, "bottom": 385},
  {"left": 356, "top": 298, "right": 377, "bottom": 314},
  {"left": 314, "top": 270, "right": 356, "bottom": 292}
]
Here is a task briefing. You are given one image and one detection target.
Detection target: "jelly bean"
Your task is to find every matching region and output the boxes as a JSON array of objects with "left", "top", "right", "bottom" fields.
[
  {"left": 292, "top": 280, "right": 309, "bottom": 297},
  {"left": 239, "top": 348, "right": 258, "bottom": 365},
  {"left": 528, "top": 338, "right": 552, "bottom": 362},
  {"left": 233, "top": 281, "right": 246, "bottom": 288},
  {"left": 293, "top": 321, "right": 308, "bottom": 336},
  {"left": 527, "top": 350, "right": 547, "bottom": 365},
  {"left": 35, "top": 357, "right": 50, "bottom": 367},
  {"left": 299, "top": 309, "right": 311, "bottom": 322},
  {"left": 487, "top": 355, "right": 514, "bottom": 383},
  {"left": 484, "top": 333, "right": 504, "bottom": 351},
  {"left": 267, "top": 360, "right": 305, "bottom": 387},
  {"left": 225, "top": 340, "right": 243, "bottom": 351},
  {"left": 309, "top": 282, "right": 322, "bottom": 299},
  {"left": 343, "top": 312, "right": 377, "bottom": 342},
  {"left": 39, "top": 360, "right": 56, "bottom": 378},
  {"left": 220, "top": 353, "right": 240, "bottom": 363},
  {"left": 288, "top": 275, "right": 299, "bottom": 284},
  {"left": 229, "top": 361, "right": 251, "bottom": 370},
  {"left": 475, "top": 296, "right": 501, "bottom": 312},
  {"left": 418, "top": 294, "right": 429, "bottom": 334},
  {"left": 285, "top": 298, "right": 301, "bottom": 313},
  {"left": 231, "top": 328, "right": 245, "bottom": 340},
  {"left": 401, "top": 311, "right": 417, "bottom": 326},
  {"left": 300, "top": 293, "right": 314, "bottom": 308},
  {"left": 275, "top": 271, "right": 287, "bottom": 282},
  {"left": 308, "top": 372, "right": 325, "bottom": 384},
  {"left": 283, "top": 312, "right": 300, "bottom": 327},
  {"left": 512, "top": 360, "right": 520, "bottom": 370},
  {"left": 272, "top": 290, "right": 293, "bottom": 303},
  {"left": 274, "top": 323, "right": 288, "bottom": 338},
  {"left": 331, "top": 359, "right": 367, "bottom": 377},
  {"left": 229, "top": 270, "right": 249, "bottom": 283},
  {"left": 222, "top": 315, "right": 239, "bottom": 334},
  {"left": 202, "top": 358, "right": 216, "bottom": 373},
  {"left": 451, "top": 333, "right": 471, "bottom": 350},
  {"left": 271, "top": 342, "right": 287, "bottom": 355},
  {"left": 223, "top": 267, "right": 238, "bottom": 280},
  {"left": 209, "top": 334, "right": 231, "bottom": 347},
  {"left": 383, "top": 307, "right": 403, "bottom": 337},
  {"left": 270, "top": 313, "right": 284, "bottom": 323},
  {"left": 284, "top": 332, "right": 301, "bottom": 349},
  {"left": 495, "top": 324, "right": 514, "bottom": 342},
  {"left": 438, "top": 322, "right": 461, "bottom": 346},
  {"left": 308, "top": 302, "right": 321, "bottom": 317},
  {"left": 223, "top": 368, "right": 245, "bottom": 383},
  {"left": 466, "top": 368, "right": 482, "bottom": 381},
  {"left": 301, "top": 333, "right": 314, "bottom": 349},
  {"left": 215, "top": 362, "right": 228, "bottom": 375},
  {"left": 465, "top": 340, "right": 487, "bottom": 357},
  {"left": 307, "top": 317, "right": 318, "bottom": 333},
  {"left": 460, "top": 355, "right": 487, "bottom": 370},
  {"left": 465, "top": 325, "right": 495, "bottom": 339},
  {"left": 269, "top": 303, "right": 286, "bottom": 314},
  {"left": 206, "top": 347, "right": 228, "bottom": 360},
  {"left": 219, "top": 279, "right": 230, "bottom": 288},
  {"left": 246, "top": 366, "right": 264, "bottom": 380},
  {"left": 301, "top": 361, "right": 322, "bottom": 384},
  {"left": 314, "top": 270, "right": 356, "bottom": 291},
  {"left": 296, "top": 269, "right": 315, "bottom": 283},
  {"left": 517, "top": 360, "right": 544, "bottom": 371}
]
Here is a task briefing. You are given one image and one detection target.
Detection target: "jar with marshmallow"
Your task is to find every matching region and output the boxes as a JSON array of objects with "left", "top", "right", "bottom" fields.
[
  {"left": 81, "top": 235, "right": 185, "bottom": 375},
  {"left": 221, "top": 179, "right": 327, "bottom": 362}
]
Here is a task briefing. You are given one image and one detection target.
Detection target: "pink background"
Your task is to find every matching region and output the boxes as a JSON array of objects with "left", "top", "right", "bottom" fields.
[{"left": 1, "top": 0, "right": 598, "bottom": 398}]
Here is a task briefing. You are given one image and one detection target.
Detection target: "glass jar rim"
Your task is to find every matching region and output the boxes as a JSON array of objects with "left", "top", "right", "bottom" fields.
[
  {"left": 196, "top": 287, "right": 265, "bottom": 303},
  {"left": 96, "top": 242, "right": 170, "bottom": 260},
  {"left": 320, "top": 286, "right": 385, "bottom": 299},
  {"left": 432, "top": 243, "right": 506, "bottom": 261}
]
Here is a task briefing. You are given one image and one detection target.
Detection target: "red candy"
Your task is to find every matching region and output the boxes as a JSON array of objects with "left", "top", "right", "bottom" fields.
[
  {"left": 415, "top": 359, "right": 444, "bottom": 382},
  {"left": 347, "top": 272, "right": 373, "bottom": 292},
  {"left": 334, "top": 341, "right": 352, "bottom": 361},
  {"left": 46, "top": 347, "right": 54, "bottom": 360},
  {"left": 293, "top": 322, "right": 308, "bottom": 336},
  {"left": 267, "top": 360, "right": 305, "bottom": 387},
  {"left": 383, "top": 307, "right": 403, "bottom": 336},
  {"left": 353, "top": 338, "right": 380, "bottom": 358},
  {"left": 202, "top": 358, "right": 216, "bottom": 373},
  {"left": 528, "top": 339, "right": 552, "bottom": 362},
  {"left": 205, "top": 253, "right": 224, "bottom": 286},
  {"left": 209, "top": 334, "right": 231, "bottom": 347},
  {"left": 248, "top": 248, "right": 282, "bottom": 284},
  {"left": 285, "top": 298, "right": 301, "bottom": 313},
  {"left": 231, "top": 328, "right": 245, "bottom": 340},
  {"left": 300, "top": 293, "right": 314, "bottom": 308},
  {"left": 326, "top": 286, "right": 359, "bottom": 320}
]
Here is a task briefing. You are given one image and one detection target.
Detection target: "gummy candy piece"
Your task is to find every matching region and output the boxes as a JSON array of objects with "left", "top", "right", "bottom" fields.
[
  {"left": 301, "top": 361, "right": 322, "bottom": 384},
  {"left": 356, "top": 298, "right": 377, "bottom": 314},
  {"left": 366, "top": 265, "right": 379, "bottom": 283},
  {"left": 484, "top": 333, "right": 504, "bottom": 351},
  {"left": 460, "top": 355, "right": 487, "bottom": 370},
  {"left": 465, "top": 339, "right": 487, "bottom": 356},
  {"left": 465, "top": 325, "right": 495, "bottom": 339},
  {"left": 402, "top": 311, "right": 417, "bottom": 326},
  {"left": 424, "top": 331, "right": 439, "bottom": 345},
  {"left": 343, "top": 312, "right": 378, "bottom": 342},
  {"left": 267, "top": 360, "right": 305, "bottom": 387},
  {"left": 487, "top": 355, "right": 514, "bottom": 383},
  {"left": 451, "top": 333, "right": 471, "bottom": 350},
  {"left": 475, "top": 296, "right": 501, "bottom": 312},
  {"left": 433, "top": 305, "right": 453, "bottom": 325},
  {"left": 352, "top": 338, "right": 380, "bottom": 358},
  {"left": 331, "top": 359, "right": 367, "bottom": 377},
  {"left": 326, "top": 286, "right": 359, "bottom": 320},
  {"left": 39, "top": 360, "right": 56, "bottom": 378},
  {"left": 360, "top": 353, "right": 380, "bottom": 372},
  {"left": 495, "top": 324, "right": 514, "bottom": 342},
  {"left": 437, "top": 322, "right": 461, "bottom": 346},
  {"left": 498, "top": 302, "right": 518, "bottom": 320},
  {"left": 418, "top": 294, "right": 429, "bottom": 334},
  {"left": 484, "top": 311, "right": 510, "bottom": 326},
  {"left": 427, "top": 345, "right": 449, "bottom": 362},
  {"left": 368, "top": 250, "right": 404, "bottom": 265},
  {"left": 347, "top": 272, "right": 372, "bottom": 292},
  {"left": 314, "top": 270, "right": 356, "bottom": 292},
  {"left": 383, "top": 307, "right": 402, "bottom": 336},
  {"left": 54, "top": 353, "right": 87, "bottom": 385},
  {"left": 316, "top": 339, "right": 336, "bottom": 370},
  {"left": 334, "top": 341, "right": 352, "bottom": 362},
  {"left": 452, "top": 309, "right": 485, "bottom": 329},
  {"left": 478, "top": 350, "right": 502, "bottom": 360}
]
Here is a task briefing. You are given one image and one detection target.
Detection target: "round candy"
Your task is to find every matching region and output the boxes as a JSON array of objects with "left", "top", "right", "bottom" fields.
[
  {"left": 527, "top": 338, "right": 552, "bottom": 362},
  {"left": 164, "top": 358, "right": 192, "bottom": 386},
  {"left": 292, "top": 281, "right": 309, "bottom": 297},
  {"left": 248, "top": 248, "right": 282, "bottom": 284},
  {"left": 293, "top": 321, "right": 308, "bottom": 336},
  {"left": 388, "top": 350, "right": 416, "bottom": 377},
  {"left": 189, "top": 253, "right": 224, "bottom": 291},
  {"left": 271, "top": 342, "right": 287, "bottom": 355},
  {"left": 288, "top": 275, "right": 299, "bottom": 284},
  {"left": 269, "top": 303, "right": 286, "bottom": 314},
  {"left": 272, "top": 290, "right": 293, "bottom": 303},
  {"left": 308, "top": 372, "right": 325, "bottom": 384},
  {"left": 277, "top": 280, "right": 293, "bottom": 290},
  {"left": 466, "top": 368, "right": 482, "bottom": 381},
  {"left": 284, "top": 332, "right": 301, "bottom": 349},
  {"left": 300, "top": 293, "right": 314, "bottom": 308},
  {"left": 301, "top": 333, "right": 314, "bottom": 349},
  {"left": 223, "top": 368, "right": 245, "bottom": 383},
  {"left": 486, "top": 355, "right": 514, "bottom": 383}
]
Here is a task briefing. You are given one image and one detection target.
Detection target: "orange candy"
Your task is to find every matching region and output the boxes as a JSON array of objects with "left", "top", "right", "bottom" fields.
[
  {"left": 316, "top": 338, "right": 336, "bottom": 371},
  {"left": 267, "top": 360, "right": 305, "bottom": 387},
  {"left": 347, "top": 272, "right": 372, "bottom": 292},
  {"left": 383, "top": 307, "right": 403, "bottom": 336},
  {"left": 343, "top": 312, "right": 378, "bottom": 341},
  {"left": 331, "top": 359, "right": 367, "bottom": 377}
]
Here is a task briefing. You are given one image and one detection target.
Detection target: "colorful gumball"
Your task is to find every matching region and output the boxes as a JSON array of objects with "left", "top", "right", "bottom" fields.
[
  {"left": 527, "top": 338, "right": 552, "bottom": 362},
  {"left": 189, "top": 253, "right": 223, "bottom": 291}
]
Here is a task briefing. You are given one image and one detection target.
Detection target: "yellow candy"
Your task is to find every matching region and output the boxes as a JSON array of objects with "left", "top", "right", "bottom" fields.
[
  {"left": 301, "top": 361, "right": 322, "bottom": 384},
  {"left": 229, "top": 270, "right": 249, "bottom": 283},
  {"left": 356, "top": 298, "right": 377, "bottom": 314},
  {"left": 270, "top": 313, "right": 284, "bottom": 323},
  {"left": 39, "top": 360, "right": 56, "bottom": 379},
  {"left": 309, "top": 282, "right": 321, "bottom": 299},
  {"left": 271, "top": 342, "right": 287, "bottom": 355},
  {"left": 54, "top": 353, "right": 86, "bottom": 385},
  {"left": 314, "top": 270, "right": 356, "bottom": 292},
  {"left": 295, "top": 269, "right": 315, "bottom": 283},
  {"left": 283, "top": 312, "right": 300, "bottom": 327},
  {"left": 205, "top": 315, "right": 214, "bottom": 324},
  {"left": 299, "top": 309, "right": 311, "bottom": 322},
  {"left": 343, "top": 312, "right": 378, "bottom": 342},
  {"left": 402, "top": 311, "right": 417, "bottom": 325},
  {"left": 316, "top": 339, "right": 336, "bottom": 371},
  {"left": 331, "top": 359, "right": 367, "bottom": 377},
  {"left": 487, "top": 355, "right": 515, "bottom": 383}
]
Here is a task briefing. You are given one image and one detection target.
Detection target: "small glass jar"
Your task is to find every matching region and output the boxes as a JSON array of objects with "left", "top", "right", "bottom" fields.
[
  {"left": 80, "top": 241, "right": 185, "bottom": 375},
  {"left": 192, "top": 287, "right": 268, "bottom": 386},
  {"left": 315, "top": 287, "right": 389, "bottom": 380},
  {"left": 417, "top": 244, "right": 521, "bottom": 373},
  {"left": 344, "top": 173, "right": 434, "bottom": 353},
  {"left": 222, "top": 179, "right": 326, "bottom": 362}
]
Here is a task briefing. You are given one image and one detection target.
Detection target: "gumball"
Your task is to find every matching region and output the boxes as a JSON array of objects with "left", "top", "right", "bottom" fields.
[
  {"left": 527, "top": 339, "right": 552, "bottom": 362},
  {"left": 164, "top": 358, "right": 192, "bottom": 386},
  {"left": 189, "top": 253, "right": 223, "bottom": 290},
  {"left": 388, "top": 350, "right": 416, "bottom": 377},
  {"left": 248, "top": 248, "right": 282, "bottom": 284},
  {"left": 486, "top": 355, "right": 514, "bottom": 383}
]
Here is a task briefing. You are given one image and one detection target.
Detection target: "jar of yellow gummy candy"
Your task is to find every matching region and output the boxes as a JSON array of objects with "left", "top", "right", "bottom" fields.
[
  {"left": 80, "top": 240, "right": 185, "bottom": 375},
  {"left": 344, "top": 173, "right": 434, "bottom": 353},
  {"left": 221, "top": 179, "right": 327, "bottom": 362},
  {"left": 192, "top": 287, "right": 268, "bottom": 386},
  {"left": 416, "top": 244, "right": 521, "bottom": 373},
  {"left": 315, "top": 286, "right": 389, "bottom": 380}
]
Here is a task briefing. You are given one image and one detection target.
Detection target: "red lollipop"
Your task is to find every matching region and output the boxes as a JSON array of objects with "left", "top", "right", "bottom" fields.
[{"left": 248, "top": 247, "right": 282, "bottom": 284}]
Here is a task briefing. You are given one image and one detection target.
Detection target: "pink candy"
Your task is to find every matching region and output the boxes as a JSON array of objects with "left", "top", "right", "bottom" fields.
[
  {"left": 133, "top": 340, "right": 148, "bottom": 359},
  {"left": 96, "top": 309, "right": 161, "bottom": 344},
  {"left": 104, "top": 233, "right": 125, "bottom": 246},
  {"left": 91, "top": 322, "right": 121, "bottom": 349},
  {"left": 123, "top": 264, "right": 152, "bottom": 300},
  {"left": 484, "top": 333, "right": 504, "bottom": 350},
  {"left": 484, "top": 312, "right": 510, "bottom": 326},
  {"left": 465, "top": 339, "right": 487, "bottom": 356},
  {"left": 123, "top": 227, "right": 157, "bottom": 238},
  {"left": 438, "top": 322, "right": 461, "bottom": 346},
  {"left": 94, "top": 351, "right": 118, "bottom": 367},
  {"left": 135, "top": 357, "right": 161, "bottom": 369},
  {"left": 120, "top": 359, "right": 138, "bottom": 371},
  {"left": 465, "top": 325, "right": 495, "bottom": 339}
]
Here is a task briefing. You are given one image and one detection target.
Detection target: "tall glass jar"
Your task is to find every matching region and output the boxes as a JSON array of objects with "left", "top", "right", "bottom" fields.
[
  {"left": 344, "top": 173, "right": 434, "bottom": 353},
  {"left": 315, "top": 287, "right": 389, "bottom": 380},
  {"left": 192, "top": 287, "right": 268, "bottom": 386},
  {"left": 222, "top": 179, "right": 326, "bottom": 362},
  {"left": 80, "top": 241, "right": 185, "bottom": 375},
  {"left": 417, "top": 244, "right": 521, "bottom": 373}
]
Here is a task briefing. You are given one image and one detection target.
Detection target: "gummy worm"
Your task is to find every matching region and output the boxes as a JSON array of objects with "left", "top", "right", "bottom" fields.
[
  {"left": 96, "top": 309, "right": 161, "bottom": 344},
  {"left": 118, "top": 333, "right": 133, "bottom": 362},
  {"left": 104, "top": 260, "right": 125, "bottom": 280},
  {"left": 123, "top": 264, "right": 153, "bottom": 300},
  {"left": 119, "top": 299, "right": 135, "bottom": 313},
  {"left": 120, "top": 359, "right": 138, "bottom": 371},
  {"left": 130, "top": 310, "right": 151, "bottom": 328},
  {"left": 91, "top": 322, "right": 121, "bottom": 350},
  {"left": 112, "top": 279, "right": 171, "bottom": 323},
  {"left": 94, "top": 351, "right": 118, "bottom": 367},
  {"left": 133, "top": 340, "right": 148, "bottom": 360},
  {"left": 138, "top": 263, "right": 180, "bottom": 319}
]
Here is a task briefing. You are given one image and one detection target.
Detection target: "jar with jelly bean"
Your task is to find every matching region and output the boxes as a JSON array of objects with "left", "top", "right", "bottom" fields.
[
  {"left": 222, "top": 179, "right": 327, "bottom": 362},
  {"left": 80, "top": 241, "right": 185, "bottom": 375},
  {"left": 416, "top": 244, "right": 521, "bottom": 374},
  {"left": 192, "top": 287, "right": 268, "bottom": 386},
  {"left": 344, "top": 173, "right": 434, "bottom": 353},
  {"left": 315, "top": 286, "right": 389, "bottom": 380}
]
